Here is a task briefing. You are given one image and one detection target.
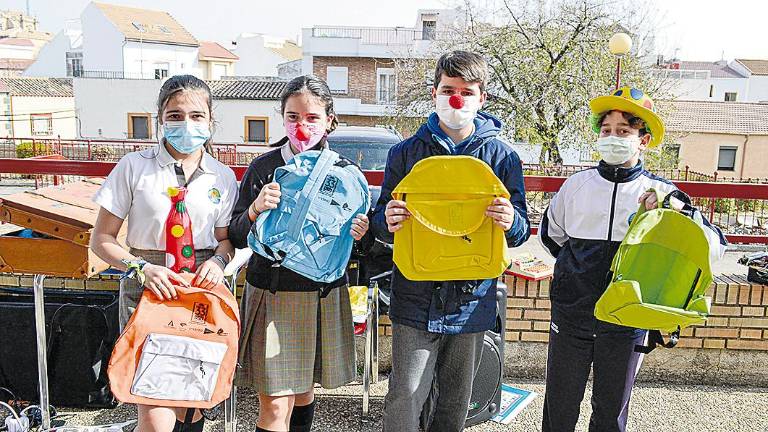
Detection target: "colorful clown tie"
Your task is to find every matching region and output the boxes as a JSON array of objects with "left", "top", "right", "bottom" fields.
[{"left": 165, "top": 186, "right": 196, "bottom": 273}]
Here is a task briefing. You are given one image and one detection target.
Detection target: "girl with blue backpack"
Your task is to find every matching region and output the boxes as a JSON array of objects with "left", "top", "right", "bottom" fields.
[{"left": 228, "top": 75, "right": 370, "bottom": 432}]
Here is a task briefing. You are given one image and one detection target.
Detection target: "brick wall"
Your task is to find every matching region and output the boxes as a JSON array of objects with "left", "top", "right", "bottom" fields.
[
  {"left": 6, "top": 269, "right": 765, "bottom": 352},
  {"left": 379, "top": 273, "right": 768, "bottom": 351},
  {"left": 313, "top": 56, "right": 396, "bottom": 104}
]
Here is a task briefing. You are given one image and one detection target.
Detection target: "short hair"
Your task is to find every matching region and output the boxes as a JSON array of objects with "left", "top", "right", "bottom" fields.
[
  {"left": 434, "top": 50, "right": 488, "bottom": 93},
  {"left": 597, "top": 110, "right": 649, "bottom": 137}
]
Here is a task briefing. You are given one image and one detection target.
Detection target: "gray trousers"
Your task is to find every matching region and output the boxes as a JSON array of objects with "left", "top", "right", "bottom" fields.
[{"left": 382, "top": 322, "right": 484, "bottom": 432}]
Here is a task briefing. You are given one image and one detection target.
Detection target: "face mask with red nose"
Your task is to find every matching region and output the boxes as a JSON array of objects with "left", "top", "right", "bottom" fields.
[
  {"left": 285, "top": 121, "right": 325, "bottom": 152},
  {"left": 436, "top": 93, "right": 480, "bottom": 130}
]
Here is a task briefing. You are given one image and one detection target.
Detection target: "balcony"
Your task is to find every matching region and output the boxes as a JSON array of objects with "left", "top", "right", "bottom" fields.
[
  {"left": 332, "top": 89, "right": 398, "bottom": 116},
  {"left": 304, "top": 26, "right": 444, "bottom": 59},
  {"left": 66, "top": 70, "right": 160, "bottom": 80},
  {"left": 311, "top": 26, "right": 441, "bottom": 46}
]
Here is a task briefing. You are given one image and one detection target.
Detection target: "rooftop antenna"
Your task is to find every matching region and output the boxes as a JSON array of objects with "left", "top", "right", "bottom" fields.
[{"left": 26, "top": 0, "right": 30, "bottom": 16}]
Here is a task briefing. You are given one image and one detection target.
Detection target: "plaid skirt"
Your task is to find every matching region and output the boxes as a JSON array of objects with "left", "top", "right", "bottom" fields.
[
  {"left": 237, "top": 283, "right": 357, "bottom": 396},
  {"left": 118, "top": 248, "right": 214, "bottom": 329}
]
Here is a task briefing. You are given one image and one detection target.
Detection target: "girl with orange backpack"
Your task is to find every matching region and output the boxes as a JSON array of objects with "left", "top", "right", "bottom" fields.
[{"left": 91, "top": 75, "right": 239, "bottom": 432}]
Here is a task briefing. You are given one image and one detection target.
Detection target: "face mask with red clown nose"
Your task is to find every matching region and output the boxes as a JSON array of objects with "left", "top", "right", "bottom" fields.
[
  {"left": 285, "top": 121, "right": 325, "bottom": 152},
  {"left": 436, "top": 93, "right": 480, "bottom": 130}
]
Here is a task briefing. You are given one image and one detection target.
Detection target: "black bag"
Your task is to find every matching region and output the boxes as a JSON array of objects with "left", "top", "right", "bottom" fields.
[{"left": 0, "top": 287, "right": 119, "bottom": 408}]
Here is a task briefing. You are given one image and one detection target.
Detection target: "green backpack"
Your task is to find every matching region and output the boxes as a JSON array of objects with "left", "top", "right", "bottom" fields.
[{"left": 594, "top": 190, "right": 713, "bottom": 352}]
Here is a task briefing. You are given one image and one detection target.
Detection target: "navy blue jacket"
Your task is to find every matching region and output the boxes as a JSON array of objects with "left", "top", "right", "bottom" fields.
[
  {"left": 540, "top": 161, "right": 728, "bottom": 338},
  {"left": 371, "top": 112, "right": 531, "bottom": 334}
]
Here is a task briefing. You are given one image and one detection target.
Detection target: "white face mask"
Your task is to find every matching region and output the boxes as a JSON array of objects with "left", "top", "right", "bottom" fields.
[
  {"left": 435, "top": 94, "right": 480, "bottom": 130},
  {"left": 597, "top": 135, "right": 641, "bottom": 165}
]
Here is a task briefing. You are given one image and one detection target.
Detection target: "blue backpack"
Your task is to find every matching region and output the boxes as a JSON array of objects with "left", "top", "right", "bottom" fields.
[{"left": 248, "top": 149, "right": 370, "bottom": 284}]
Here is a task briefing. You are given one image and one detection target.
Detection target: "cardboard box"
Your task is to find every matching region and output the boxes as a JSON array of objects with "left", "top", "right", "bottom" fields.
[{"left": 0, "top": 178, "right": 126, "bottom": 278}]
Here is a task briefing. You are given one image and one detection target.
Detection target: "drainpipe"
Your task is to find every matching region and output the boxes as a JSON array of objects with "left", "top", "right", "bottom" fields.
[{"left": 740, "top": 133, "right": 749, "bottom": 179}]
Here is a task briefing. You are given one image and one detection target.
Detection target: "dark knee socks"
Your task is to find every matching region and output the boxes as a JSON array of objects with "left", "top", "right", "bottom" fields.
[
  {"left": 172, "top": 415, "right": 204, "bottom": 432},
  {"left": 289, "top": 401, "right": 316, "bottom": 432},
  {"left": 255, "top": 427, "right": 283, "bottom": 432}
]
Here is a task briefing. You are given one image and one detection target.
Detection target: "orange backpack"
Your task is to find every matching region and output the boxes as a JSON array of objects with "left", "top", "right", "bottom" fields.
[{"left": 108, "top": 273, "right": 240, "bottom": 408}]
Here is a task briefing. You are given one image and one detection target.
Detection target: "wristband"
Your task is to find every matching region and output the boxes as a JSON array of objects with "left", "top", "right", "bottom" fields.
[
  {"left": 121, "top": 258, "right": 148, "bottom": 285},
  {"left": 211, "top": 254, "right": 227, "bottom": 269}
]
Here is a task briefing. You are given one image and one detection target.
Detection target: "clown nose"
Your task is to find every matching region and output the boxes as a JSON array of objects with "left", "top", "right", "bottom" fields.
[
  {"left": 448, "top": 94, "right": 465, "bottom": 109},
  {"left": 295, "top": 125, "right": 311, "bottom": 141}
]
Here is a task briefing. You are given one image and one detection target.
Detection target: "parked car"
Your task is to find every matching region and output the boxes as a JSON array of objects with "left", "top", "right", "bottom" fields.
[
  {"left": 328, "top": 126, "right": 401, "bottom": 311},
  {"left": 328, "top": 126, "right": 402, "bottom": 172}
]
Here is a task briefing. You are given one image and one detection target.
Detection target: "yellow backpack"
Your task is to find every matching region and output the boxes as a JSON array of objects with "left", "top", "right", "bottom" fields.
[{"left": 392, "top": 156, "right": 512, "bottom": 281}]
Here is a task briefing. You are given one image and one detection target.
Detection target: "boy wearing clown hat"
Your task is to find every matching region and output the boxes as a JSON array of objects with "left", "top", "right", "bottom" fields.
[{"left": 538, "top": 87, "right": 727, "bottom": 432}]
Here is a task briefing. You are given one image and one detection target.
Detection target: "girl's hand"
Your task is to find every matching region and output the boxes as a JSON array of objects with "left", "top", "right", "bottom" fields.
[
  {"left": 251, "top": 182, "right": 281, "bottom": 214},
  {"left": 192, "top": 258, "right": 225, "bottom": 290},
  {"left": 350, "top": 214, "right": 369, "bottom": 240},
  {"left": 142, "top": 263, "right": 190, "bottom": 301}
]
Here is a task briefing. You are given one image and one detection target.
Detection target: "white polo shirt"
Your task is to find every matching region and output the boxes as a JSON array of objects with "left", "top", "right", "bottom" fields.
[{"left": 93, "top": 144, "right": 238, "bottom": 251}]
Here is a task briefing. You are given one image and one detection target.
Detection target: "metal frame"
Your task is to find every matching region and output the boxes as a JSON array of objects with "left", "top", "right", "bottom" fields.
[
  {"left": 33, "top": 274, "right": 52, "bottom": 430},
  {"left": 361, "top": 280, "right": 379, "bottom": 419}
]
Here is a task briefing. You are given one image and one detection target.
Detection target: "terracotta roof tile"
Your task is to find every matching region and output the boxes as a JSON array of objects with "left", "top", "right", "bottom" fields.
[
  {"left": 735, "top": 59, "right": 768, "bottom": 76},
  {"left": 0, "top": 38, "right": 34, "bottom": 47},
  {"left": 93, "top": 2, "right": 198, "bottom": 47},
  {"left": 199, "top": 41, "right": 239, "bottom": 60},
  {"left": 207, "top": 79, "right": 286, "bottom": 100},
  {"left": 662, "top": 100, "right": 768, "bottom": 135}
]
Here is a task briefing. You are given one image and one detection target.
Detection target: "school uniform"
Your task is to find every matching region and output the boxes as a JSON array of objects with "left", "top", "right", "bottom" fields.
[
  {"left": 539, "top": 161, "right": 727, "bottom": 432},
  {"left": 93, "top": 143, "right": 238, "bottom": 328},
  {"left": 229, "top": 141, "right": 358, "bottom": 396}
]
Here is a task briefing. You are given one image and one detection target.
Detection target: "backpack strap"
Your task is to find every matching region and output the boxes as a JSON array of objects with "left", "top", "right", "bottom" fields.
[
  {"left": 286, "top": 149, "right": 340, "bottom": 242},
  {"left": 635, "top": 327, "right": 680, "bottom": 354}
]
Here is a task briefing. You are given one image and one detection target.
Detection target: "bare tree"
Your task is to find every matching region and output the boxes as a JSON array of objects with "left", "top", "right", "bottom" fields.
[{"left": 387, "top": 0, "right": 674, "bottom": 165}]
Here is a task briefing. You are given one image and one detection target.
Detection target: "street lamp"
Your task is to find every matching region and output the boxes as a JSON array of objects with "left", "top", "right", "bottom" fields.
[{"left": 609, "top": 32, "right": 632, "bottom": 89}]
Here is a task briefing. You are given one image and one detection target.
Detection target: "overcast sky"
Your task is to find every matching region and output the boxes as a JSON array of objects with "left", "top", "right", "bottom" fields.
[{"left": 5, "top": 0, "right": 767, "bottom": 61}]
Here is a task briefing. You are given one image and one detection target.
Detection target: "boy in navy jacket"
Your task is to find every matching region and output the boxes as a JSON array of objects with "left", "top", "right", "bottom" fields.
[{"left": 372, "top": 50, "right": 530, "bottom": 432}]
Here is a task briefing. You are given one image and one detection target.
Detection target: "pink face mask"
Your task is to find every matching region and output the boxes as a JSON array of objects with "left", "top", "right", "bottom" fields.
[{"left": 285, "top": 121, "right": 325, "bottom": 152}]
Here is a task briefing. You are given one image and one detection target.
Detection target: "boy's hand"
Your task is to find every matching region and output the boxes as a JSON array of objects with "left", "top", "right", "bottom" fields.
[
  {"left": 385, "top": 200, "right": 410, "bottom": 233},
  {"left": 486, "top": 197, "right": 516, "bottom": 231},
  {"left": 639, "top": 192, "right": 685, "bottom": 211}
]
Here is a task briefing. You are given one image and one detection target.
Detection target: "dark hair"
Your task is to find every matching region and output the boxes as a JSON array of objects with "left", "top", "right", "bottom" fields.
[
  {"left": 597, "top": 110, "right": 649, "bottom": 137},
  {"left": 156, "top": 74, "right": 215, "bottom": 154},
  {"left": 434, "top": 50, "right": 489, "bottom": 93},
  {"left": 270, "top": 75, "right": 338, "bottom": 148}
]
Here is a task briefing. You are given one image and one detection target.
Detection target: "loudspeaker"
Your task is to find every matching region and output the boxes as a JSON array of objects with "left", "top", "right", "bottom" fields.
[
  {"left": 420, "top": 281, "right": 507, "bottom": 429},
  {"left": 0, "top": 287, "right": 119, "bottom": 408},
  {"left": 465, "top": 281, "right": 506, "bottom": 427}
]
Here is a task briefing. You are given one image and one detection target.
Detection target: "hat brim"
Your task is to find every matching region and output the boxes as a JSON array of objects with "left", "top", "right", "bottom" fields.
[{"left": 590, "top": 96, "right": 665, "bottom": 148}]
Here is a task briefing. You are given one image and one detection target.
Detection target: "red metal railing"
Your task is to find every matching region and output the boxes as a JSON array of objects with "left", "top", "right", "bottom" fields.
[
  {"left": 0, "top": 157, "right": 765, "bottom": 244},
  {"left": 0, "top": 137, "right": 269, "bottom": 164}
]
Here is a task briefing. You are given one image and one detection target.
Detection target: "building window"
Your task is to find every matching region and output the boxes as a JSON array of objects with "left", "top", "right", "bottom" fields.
[
  {"left": 376, "top": 68, "right": 397, "bottom": 104},
  {"left": 128, "top": 113, "right": 151, "bottom": 139},
  {"left": 717, "top": 146, "right": 737, "bottom": 171},
  {"left": 244, "top": 116, "right": 268, "bottom": 142},
  {"left": 132, "top": 22, "right": 146, "bottom": 32},
  {"left": 724, "top": 92, "right": 737, "bottom": 101},
  {"left": 422, "top": 20, "right": 437, "bottom": 40},
  {"left": 66, "top": 52, "right": 83, "bottom": 77},
  {"left": 212, "top": 63, "right": 228, "bottom": 80},
  {"left": 30, "top": 113, "right": 52, "bottom": 136},
  {"left": 157, "top": 25, "right": 171, "bottom": 34},
  {"left": 154, "top": 68, "right": 168, "bottom": 80},
  {"left": 326, "top": 66, "right": 348, "bottom": 94}
]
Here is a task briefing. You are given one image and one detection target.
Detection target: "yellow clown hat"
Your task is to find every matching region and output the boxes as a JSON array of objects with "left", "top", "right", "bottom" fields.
[{"left": 589, "top": 87, "right": 665, "bottom": 148}]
